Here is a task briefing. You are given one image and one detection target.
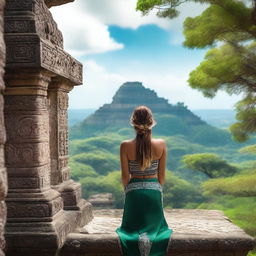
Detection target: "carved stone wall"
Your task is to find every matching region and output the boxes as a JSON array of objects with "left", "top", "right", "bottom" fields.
[
  {"left": 3, "top": 0, "right": 92, "bottom": 255},
  {"left": 0, "top": 1, "right": 6, "bottom": 256}
]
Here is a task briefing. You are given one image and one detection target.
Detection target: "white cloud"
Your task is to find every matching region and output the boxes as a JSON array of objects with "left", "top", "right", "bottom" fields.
[
  {"left": 50, "top": 0, "right": 208, "bottom": 56},
  {"left": 69, "top": 60, "right": 126, "bottom": 109},
  {"left": 50, "top": 3, "right": 124, "bottom": 56},
  {"left": 76, "top": 0, "right": 170, "bottom": 30}
]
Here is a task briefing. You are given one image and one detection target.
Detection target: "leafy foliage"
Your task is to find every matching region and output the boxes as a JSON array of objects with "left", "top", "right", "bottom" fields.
[
  {"left": 163, "top": 171, "right": 205, "bottom": 208},
  {"left": 72, "top": 150, "right": 119, "bottom": 175},
  {"left": 136, "top": 0, "right": 256, "bottom": 141},
  {"left": 197, "top": 196, "right": 256, "bottom": 237},
  {"left": 182, "top": 153, "right": 238, "bottom": 178}
]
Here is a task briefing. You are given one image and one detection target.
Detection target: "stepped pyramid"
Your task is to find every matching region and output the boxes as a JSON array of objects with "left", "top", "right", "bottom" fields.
[{"left": 71, "top": 81, "right": 206, "bottom": 139}]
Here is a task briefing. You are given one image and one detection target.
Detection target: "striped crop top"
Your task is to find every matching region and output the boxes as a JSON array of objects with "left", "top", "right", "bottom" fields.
[{"left": 128, "top": 159, "right": 159, "bottom": 176}]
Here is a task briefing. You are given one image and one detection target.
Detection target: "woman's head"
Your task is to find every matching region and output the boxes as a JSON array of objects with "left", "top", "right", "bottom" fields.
[
  {"left": 130, "top": 106, "right": 156, "bottom": 170},
  {"left": 130, "top": 106, "right": 156, "bottom": 135}
]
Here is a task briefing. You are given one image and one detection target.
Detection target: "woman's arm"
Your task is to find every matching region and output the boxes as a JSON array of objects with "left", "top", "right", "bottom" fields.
[
  {"left": 158, "top": 140, "right": 167, "bottom": 186},
  {"left": 120, "top": 141, "right": 130, "bottom": 188}
]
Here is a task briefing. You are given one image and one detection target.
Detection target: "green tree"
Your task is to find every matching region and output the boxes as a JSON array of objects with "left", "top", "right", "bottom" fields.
[
  {"left": 72, "top": 150, "right": 119, "bottom": 175},
  {"left": 136, "top": 0, "right": 256, "bottom": 141},
  {"left": 69, "top": 160, "right": 98, "bottom": 181},
  {"left": 182, "top": 153, "right": 238, "bottom": 178},
  {"left": 163, "top": 171, "right": 204, "bottom": 208}
]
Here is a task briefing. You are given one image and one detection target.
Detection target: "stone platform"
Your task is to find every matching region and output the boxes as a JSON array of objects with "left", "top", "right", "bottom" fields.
[{"left": 59, "top": 209, "right": 256, "bottom": 256}]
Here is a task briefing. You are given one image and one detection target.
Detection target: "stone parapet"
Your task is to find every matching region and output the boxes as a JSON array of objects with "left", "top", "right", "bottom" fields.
[{"left": 60, "top": 209, "right": 256, "bottom": 256}]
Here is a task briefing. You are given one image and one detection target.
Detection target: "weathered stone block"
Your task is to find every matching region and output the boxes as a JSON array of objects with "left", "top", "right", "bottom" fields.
[
  {"left": 60, "top": 209, "right": 256, "bottom": 256},
  {"left": 5, "top": 142, "right": 50, "bottom": 167},
  {"left": 0, "top": 201, "right": 6, "bottom": 252},
  {"left": 0, "top": 168, "right": 7, "bottom": 200},
  {"left": 44, "top": 0, "right": 74, "bottom": 8},
  {"left": 7, "top": 196, "right": 63, "bottom": 218},
  {"left": 4, "top": 0, "right": 83, "bottom": 85}
]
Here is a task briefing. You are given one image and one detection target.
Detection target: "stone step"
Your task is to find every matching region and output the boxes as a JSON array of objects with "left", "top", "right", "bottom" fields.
[{"left": 59, "top": 209, "right": 256, "bottom": 256}]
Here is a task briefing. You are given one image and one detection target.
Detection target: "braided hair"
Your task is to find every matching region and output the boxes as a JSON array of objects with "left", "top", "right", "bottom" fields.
[{"left": 130, "top": 106, "right": 157, "bottom": 170}]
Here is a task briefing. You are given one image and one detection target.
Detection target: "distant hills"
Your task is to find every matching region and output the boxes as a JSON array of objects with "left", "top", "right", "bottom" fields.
[{"left": 70, "top": 82, "right": 235, "bottom": 147}]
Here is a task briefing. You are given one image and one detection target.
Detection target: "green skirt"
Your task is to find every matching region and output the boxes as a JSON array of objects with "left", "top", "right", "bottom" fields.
[{"left": 116, "top": 178, "right": 173, "bottom": 256}]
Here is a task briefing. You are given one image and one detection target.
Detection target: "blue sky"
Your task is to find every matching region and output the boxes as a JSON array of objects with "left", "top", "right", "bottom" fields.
[{"left": 51, "top": 0, "right": 241, "bottom": 110}]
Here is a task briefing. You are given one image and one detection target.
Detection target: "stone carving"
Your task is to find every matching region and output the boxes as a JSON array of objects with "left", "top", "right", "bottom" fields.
[
  {"left": 5, "top": 20, "right": 35, "bottom": 34},
  {"left": 5, "top": 0, "right": 63, "bottom": 47},
  {"left": 5, "top": 0, "right": 82, "bottom": 85},
  {"left": 41, "top": 172, "right": 51, "bottom": 188},
  {"left": 58, "top": 91, "right": 69, "bottom": 111},
  {"left": 5, "top": 1, "right": 32, "bottom": 11},
  {"left": 41, "top": 42, "right": 82, "bottom": 84},
  {"left": 52, "top": 197, "right": 64, "bottom": 215},
  {"left": 62, "top": 188, "right": 82, "bottom": 206},
  {"left": 58, "top": 131, "right": 68, "bottom": 156},
  {"left": 8, "top": 177, "right": 39, "bottom": 190},
  {"left": 7, "top": 164, "right": 50, "bottom": 179},
  {"left": 0, "top": 168, "right": 7, "bottom": 200},
  {"left": 61, "top": 166, "right": 70, "bottom": 181},
  {"left": 6, "top": 41, "right": 37, "bottom": 64},
  {"left": 0, "top": 202, "right": 6, "bottom": 252},
  {"left": 2, "top": 0, "right": 91, "bottom": 255},
  {"left": 0, "top": 95, "right": 6, "bottom": 146},
  {"left": 58, "top": 158, "right": 68, "bottom": 170},
  {"left": 5, "top": 142, "right": 49, "bottom": 167},
  {"left": 0, "top": 145, "right": 4, "bottom": 168},
  {"left": 0, "top": 1, "right": 7, "bottom": 253},
  {"left": 7, "top": 197, "right": 63, "bottom": 218},
  {"left": 5, "top": 115, "right": 49, "bottom": 142},
  {"left": 4, "top": 95, "right": 48, "bottom": 111},
  {"left": 7, "top": 203, "right": 50, "bottom": 218},
  {"left": 35, "top": 0, "right": 63, "bottom": 47}
]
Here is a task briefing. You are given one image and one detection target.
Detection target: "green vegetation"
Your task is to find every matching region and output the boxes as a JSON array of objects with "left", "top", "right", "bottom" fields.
[
  {"left": 182, "top": 153, "right": 238, "bottom": 178},
  {"left": 69, "top": 80, "right": 256, "bottom": 254},
  {"left": 69, "top": 127, "right": 256, "bottom": 255},
  {"left": 136, "top": 0, "right": 256, "bottom": 142}
]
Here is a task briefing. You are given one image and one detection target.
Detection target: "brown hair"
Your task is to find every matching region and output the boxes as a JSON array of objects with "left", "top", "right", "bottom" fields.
[{"left": 130, "top": 106, "right": 156, "bottom": 170}]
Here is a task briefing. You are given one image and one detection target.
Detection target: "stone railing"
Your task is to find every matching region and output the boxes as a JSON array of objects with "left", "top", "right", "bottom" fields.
[{"left": 60, "top": 209, "right": 256, "bottom": 256}]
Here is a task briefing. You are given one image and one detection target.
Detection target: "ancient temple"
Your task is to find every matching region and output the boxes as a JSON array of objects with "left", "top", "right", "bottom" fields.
[
  {"left": 0, "top": 0, "right": 255, "bottom": 256},
  {"left": 0, "top": 0, "right": 93, "bottom": 255}
]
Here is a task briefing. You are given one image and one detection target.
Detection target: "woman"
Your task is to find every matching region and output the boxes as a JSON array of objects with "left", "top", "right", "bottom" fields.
[{"left": 116, "top": 105, "right": 173, "bottom": 256}]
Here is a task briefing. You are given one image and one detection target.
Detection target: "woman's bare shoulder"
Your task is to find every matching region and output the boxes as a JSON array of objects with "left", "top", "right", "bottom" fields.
[
  {"left": 151, "top": 138, "right": 166, "bottom": 145},
  {"left": 120, "top": 139, "right": 134, "bottom": 147}
]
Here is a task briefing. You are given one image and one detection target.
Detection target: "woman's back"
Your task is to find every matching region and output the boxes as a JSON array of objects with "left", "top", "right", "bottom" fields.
[
  {"left": 120, "top": 138, "right": 167, "bottom": 184},
  {"left": 123, "top": 138, "right": 165, "bottom": 161},
  {"left": 116, "top": 106, "right": 172, "bottom": 256}
]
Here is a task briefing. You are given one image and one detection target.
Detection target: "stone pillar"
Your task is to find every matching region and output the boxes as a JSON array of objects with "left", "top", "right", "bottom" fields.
[
  {"left": 3, "top": 70, "right": 67, "bottom": 255},
  {"left": 0, "top": 1, "right": 6, "bottom": 255},
  {"left": 48, "top": 77, "right": 92, "bottom": 221},
  {"left": 3, "top": 0, "right": 92, "bottom": 255}
]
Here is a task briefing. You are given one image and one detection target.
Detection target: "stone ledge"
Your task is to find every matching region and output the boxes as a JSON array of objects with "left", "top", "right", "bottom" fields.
[
  {"left": 44, "top": 0, "right": 75, "bottom": 8},
  {"left": 59, "top": 209, "right": 256, "bottom": 256}
]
